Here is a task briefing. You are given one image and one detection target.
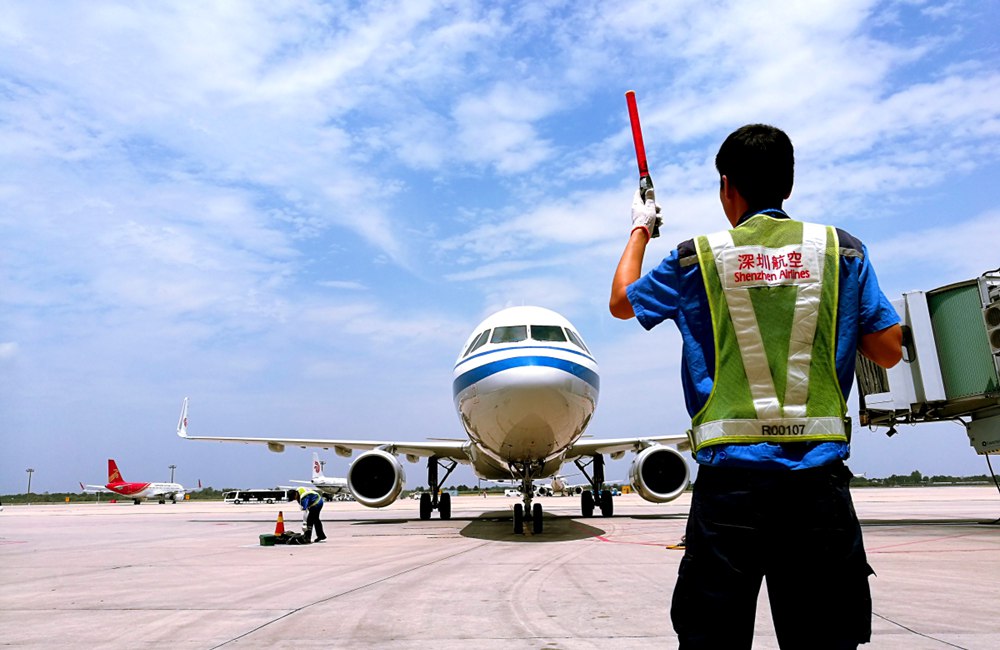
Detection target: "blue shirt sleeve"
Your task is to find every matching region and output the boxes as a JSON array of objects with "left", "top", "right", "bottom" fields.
[
  {"left": 857, "top": 243, "right": 900, "bottom": 335},
  {"left": 626, "top": 249, "right": 682, "bottom": 331}
]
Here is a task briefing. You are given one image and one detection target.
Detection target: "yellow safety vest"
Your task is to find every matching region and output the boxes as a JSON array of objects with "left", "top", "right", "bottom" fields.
[{"left": 689, "top": 214, "right": 848, "bottom": 451}]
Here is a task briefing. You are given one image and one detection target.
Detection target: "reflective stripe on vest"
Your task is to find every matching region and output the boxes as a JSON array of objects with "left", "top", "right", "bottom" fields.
[{"left": 690, "top": 216, "right": 847, "bottom": 451}]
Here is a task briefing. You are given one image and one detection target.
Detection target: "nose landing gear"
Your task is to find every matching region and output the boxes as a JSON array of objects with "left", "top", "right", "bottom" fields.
[{"left": 511, "top": 463, "right": 544, "bottom": 534}]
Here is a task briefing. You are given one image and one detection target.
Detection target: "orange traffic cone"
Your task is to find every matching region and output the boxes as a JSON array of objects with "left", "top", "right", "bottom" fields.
[{"left": 274, "top": 511, "right": 286, "bottom": 535}]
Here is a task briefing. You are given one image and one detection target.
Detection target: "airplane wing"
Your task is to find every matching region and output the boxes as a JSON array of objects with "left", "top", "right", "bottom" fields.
[
  {"left": 177, "top": 398, "right": 471, "bottom": 462},
  {"left": 565, "top": 434, "right": 690, "bottom": 459}
]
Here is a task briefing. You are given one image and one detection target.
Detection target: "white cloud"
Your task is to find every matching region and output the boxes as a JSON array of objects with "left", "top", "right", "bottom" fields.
[
  {"left": 868, "top": 209, "right": 1000, "bottom": 295},
  {"left": 0, "top": 341, "right": 18, "bottom": 360}
]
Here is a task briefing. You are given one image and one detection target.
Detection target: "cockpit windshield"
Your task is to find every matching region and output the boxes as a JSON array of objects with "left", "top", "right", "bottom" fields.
[
  {"left": 530, "top": 325, "right": 566, "bottom": 342},
  {"left": 490, "top": 325, "right": 528, "bottom": 344},
  {"left": 463, "top": 329, "right": 491, "bottom": 357},
  {"left": 565, "top": 328, "right": 590, "bottom": 352}
]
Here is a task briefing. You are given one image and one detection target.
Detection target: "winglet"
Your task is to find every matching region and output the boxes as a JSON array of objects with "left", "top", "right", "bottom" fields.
[{"left": 177, "top": 397, "right": 189, "bottom": 438}]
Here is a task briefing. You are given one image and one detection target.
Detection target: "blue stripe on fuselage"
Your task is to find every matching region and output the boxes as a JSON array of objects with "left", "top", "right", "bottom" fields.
[{"left": 452, "top": 355, "right": 600, "bottom": 398}]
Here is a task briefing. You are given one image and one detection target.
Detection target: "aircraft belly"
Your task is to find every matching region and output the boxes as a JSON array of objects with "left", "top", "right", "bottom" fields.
[{"left": 456, "top": 367, "right": 596, "bottom": 464}]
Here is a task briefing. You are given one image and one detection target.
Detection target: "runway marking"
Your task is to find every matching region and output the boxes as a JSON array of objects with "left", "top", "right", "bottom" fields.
[
  {"left": 868, "top": 529, "right": 999, "bottom": 553},
  {"left": 593, "top": 535, "right": 669, "bottom": 547},
  {"left": 873, "top": 612, "right": 970, "bottom": 650}
]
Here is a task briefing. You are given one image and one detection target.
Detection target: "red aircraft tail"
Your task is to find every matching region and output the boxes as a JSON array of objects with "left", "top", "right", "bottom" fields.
[{"left": 107, "top": 459, "right": 124, "bottom": 484}]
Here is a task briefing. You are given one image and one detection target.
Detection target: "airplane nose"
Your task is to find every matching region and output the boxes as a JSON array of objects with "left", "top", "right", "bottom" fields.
[{"left": 456, "top": 363, "right": 598, "bottom": 462}]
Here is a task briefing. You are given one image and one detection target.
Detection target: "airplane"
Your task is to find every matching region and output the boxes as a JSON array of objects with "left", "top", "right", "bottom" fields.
[
  {"left": 535, "top": 474, "right": 585, "bottom": 497},
  {"left": 81, "top": 459, "right": 199, "bottom": 505},
  {"left": 177, "top": 305, "right": 691, "bottom": 534},
  {"left": 288, "top": 452, "right": 349, "bottom": 499}
]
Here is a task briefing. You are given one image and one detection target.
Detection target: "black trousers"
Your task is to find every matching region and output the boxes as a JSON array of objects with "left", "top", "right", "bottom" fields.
[
  {"left": 670, "top": 462, "right": 873, "bottom": 649},
  {"left": 305, "top": 500, "right": 325, "bottom": 541}
]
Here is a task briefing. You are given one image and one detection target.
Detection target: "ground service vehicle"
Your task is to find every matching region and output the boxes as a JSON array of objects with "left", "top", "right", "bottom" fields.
[{"left": 223, "top": 489, "right": 288, "bottom": 504}]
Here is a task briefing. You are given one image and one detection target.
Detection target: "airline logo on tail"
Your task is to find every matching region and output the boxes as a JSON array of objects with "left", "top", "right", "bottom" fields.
[{"left": 108, "top": 459, "right": 123, "bottom": 484}]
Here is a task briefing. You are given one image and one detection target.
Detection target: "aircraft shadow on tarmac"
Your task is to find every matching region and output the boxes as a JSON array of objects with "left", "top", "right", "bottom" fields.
[
  {"left": 458, "top": 510, "right": 606, "bottom": 542},
  {"left": 329, "top": 514, "right": 601, "bottom": 542},
  {"left": 333, "top": 511, "right": 688, "bottom": 541},
  {"left": 314, "top": 512, "right": 608, "bottom": 542}
]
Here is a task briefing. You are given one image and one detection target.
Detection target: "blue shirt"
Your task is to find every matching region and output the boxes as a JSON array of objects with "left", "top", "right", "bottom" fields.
[
  {"left": 627, "top": 209, "right": 900, "bottom": 469},
  {"left": 299, "top": 489, "right": 321, "bottom": 510}
]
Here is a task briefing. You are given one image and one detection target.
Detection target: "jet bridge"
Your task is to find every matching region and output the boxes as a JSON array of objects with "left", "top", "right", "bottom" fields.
[{"left": 856, "top": 269, "right": 1000, "bottom": 454}]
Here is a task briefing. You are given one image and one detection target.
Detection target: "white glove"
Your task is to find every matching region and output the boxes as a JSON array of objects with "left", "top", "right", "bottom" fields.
[{"left": 630, "top": 189, "right": 662, "bottom": 240}]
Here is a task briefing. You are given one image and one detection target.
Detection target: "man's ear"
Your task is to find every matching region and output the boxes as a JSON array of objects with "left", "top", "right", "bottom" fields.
[
  {"left": 721, "top": 175, "right": 739, "bottom": 201},
  {"left": 720, "top": 175, "right": 748, "bottom": 226}
]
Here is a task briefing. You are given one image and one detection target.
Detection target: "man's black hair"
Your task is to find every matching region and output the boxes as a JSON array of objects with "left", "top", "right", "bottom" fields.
[{"left": 715, "top": 124, "right": 794, "bottom": 211}]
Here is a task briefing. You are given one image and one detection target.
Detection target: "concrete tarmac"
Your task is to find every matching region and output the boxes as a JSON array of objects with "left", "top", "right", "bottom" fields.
[{"left": 1, "top": 487, "right": 999, "bottom": 649}]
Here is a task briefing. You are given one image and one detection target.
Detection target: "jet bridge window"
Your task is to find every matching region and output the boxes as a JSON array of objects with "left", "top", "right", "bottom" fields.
[
  {"left": 565, "top": 328, "right": 590, "bottom": 352},
  {"left": 464, "top": 329, "right": 491, "bottom": 357},
  {"left": 491, "top": 325, "right": 527, "bottom": 344},
  {"left": 530, "top": 325, "right": 567, "bottom": 342}
]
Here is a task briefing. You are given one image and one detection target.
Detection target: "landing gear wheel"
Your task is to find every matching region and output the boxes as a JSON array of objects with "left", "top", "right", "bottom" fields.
[
  {"left": 419, "top": 493, "right": 432, "bottom": 520},
  {"left": 439, "top": 492, "right": 452, "bottom": 520},
  {"left": 532, "top": 502, "right": 543, "bottom": 534},
  {"left": 581, "top": 490, "right": 594, "bottom": 518},
  {"left": 600, "top": 489, "right": 613, "bottom": 517},
  {"left": 513, "top": 503, "right": 524, "bottom": 534}
]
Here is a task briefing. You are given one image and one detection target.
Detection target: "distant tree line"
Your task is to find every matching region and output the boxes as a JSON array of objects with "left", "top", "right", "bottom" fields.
[
  {"left": 849, "top": 471, "right": 997, "bottom": 487},
  {"left": 0, "top": 487, "right": 236, "bottom": 504}
]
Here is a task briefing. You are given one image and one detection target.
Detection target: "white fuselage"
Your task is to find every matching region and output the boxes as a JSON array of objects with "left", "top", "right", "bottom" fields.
[
  {"left": 312, "top": 477, "right": 348, "bottom": 491},
  {"left": 107, "top": 481, "right": 186, "bottom": 501},
  {"left": 452, "top": 307, "right": 599, "bottom": 480}
]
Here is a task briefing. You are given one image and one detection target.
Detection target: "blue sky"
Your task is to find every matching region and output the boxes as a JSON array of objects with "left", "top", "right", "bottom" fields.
[{"left": 2, "top": 0, "right": 999, "bottom": 494}]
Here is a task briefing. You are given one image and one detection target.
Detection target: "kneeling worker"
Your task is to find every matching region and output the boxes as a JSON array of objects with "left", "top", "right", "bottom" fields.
[{"left": 289, "top": 487, "right": 326, "bottom": 543}]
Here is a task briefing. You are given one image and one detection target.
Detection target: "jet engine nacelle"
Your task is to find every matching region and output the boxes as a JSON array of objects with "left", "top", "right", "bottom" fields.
[
  {"left": 629, "top": 445, "right": 689, "bottom": 503},
  {"left": 347, "top": 449, "right": 406, "bottom": 508}
]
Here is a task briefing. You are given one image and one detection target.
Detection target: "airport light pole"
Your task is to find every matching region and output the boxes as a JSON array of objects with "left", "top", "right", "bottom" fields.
[
  {"left": 26, "top": 468, "right": 34, "bottom": 502},
  {"left": 169, "top": 464, "right": 176, "bottom": 483}
]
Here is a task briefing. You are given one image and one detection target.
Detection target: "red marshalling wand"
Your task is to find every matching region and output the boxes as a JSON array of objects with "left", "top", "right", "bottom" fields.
[{"left": 625, "top": 89, "right": 659, "bottom": 238}]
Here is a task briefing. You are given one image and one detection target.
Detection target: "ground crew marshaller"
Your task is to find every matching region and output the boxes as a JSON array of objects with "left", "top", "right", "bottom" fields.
[
  {"left": 291, "top": 486, "right": 326, "bottom": 543},
  {"left": 610, "top": 124, "right": 903, "bottom": 649}
]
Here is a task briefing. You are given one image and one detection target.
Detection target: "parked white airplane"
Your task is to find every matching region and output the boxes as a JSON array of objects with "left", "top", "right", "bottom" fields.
[
  {"left": 177, "top": 306, "right": 690, "bottom": 534},
  {"left": 289, "top": 452, "right": 348, "bottom": 497},
  {"left": 535, "top": 474, "right": 588, "bottom": 497}
]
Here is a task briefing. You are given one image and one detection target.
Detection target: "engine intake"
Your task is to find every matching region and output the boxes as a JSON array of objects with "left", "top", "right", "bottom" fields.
[
  {"left": 347, "top": 449, "right": 406, "bottom": 508},
  {"left": 629, "top": 445, "right": 689, "bottom": 503}
]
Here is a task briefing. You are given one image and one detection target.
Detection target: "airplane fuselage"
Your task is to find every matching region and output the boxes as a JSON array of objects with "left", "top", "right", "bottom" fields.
[{"left": 106, "top": 481, "right": 185, "bottom": 501}]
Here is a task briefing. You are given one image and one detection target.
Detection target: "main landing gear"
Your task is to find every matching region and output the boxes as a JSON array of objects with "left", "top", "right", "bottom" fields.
[
  {"left": 511, "top": 463, "right": 543, "bottom": 535},
  {"left": 419, "top": 456, "right": 457, "bottom": 521},
  {"left": 574, "top": 454, "right": 614, "bottom": 518}
]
